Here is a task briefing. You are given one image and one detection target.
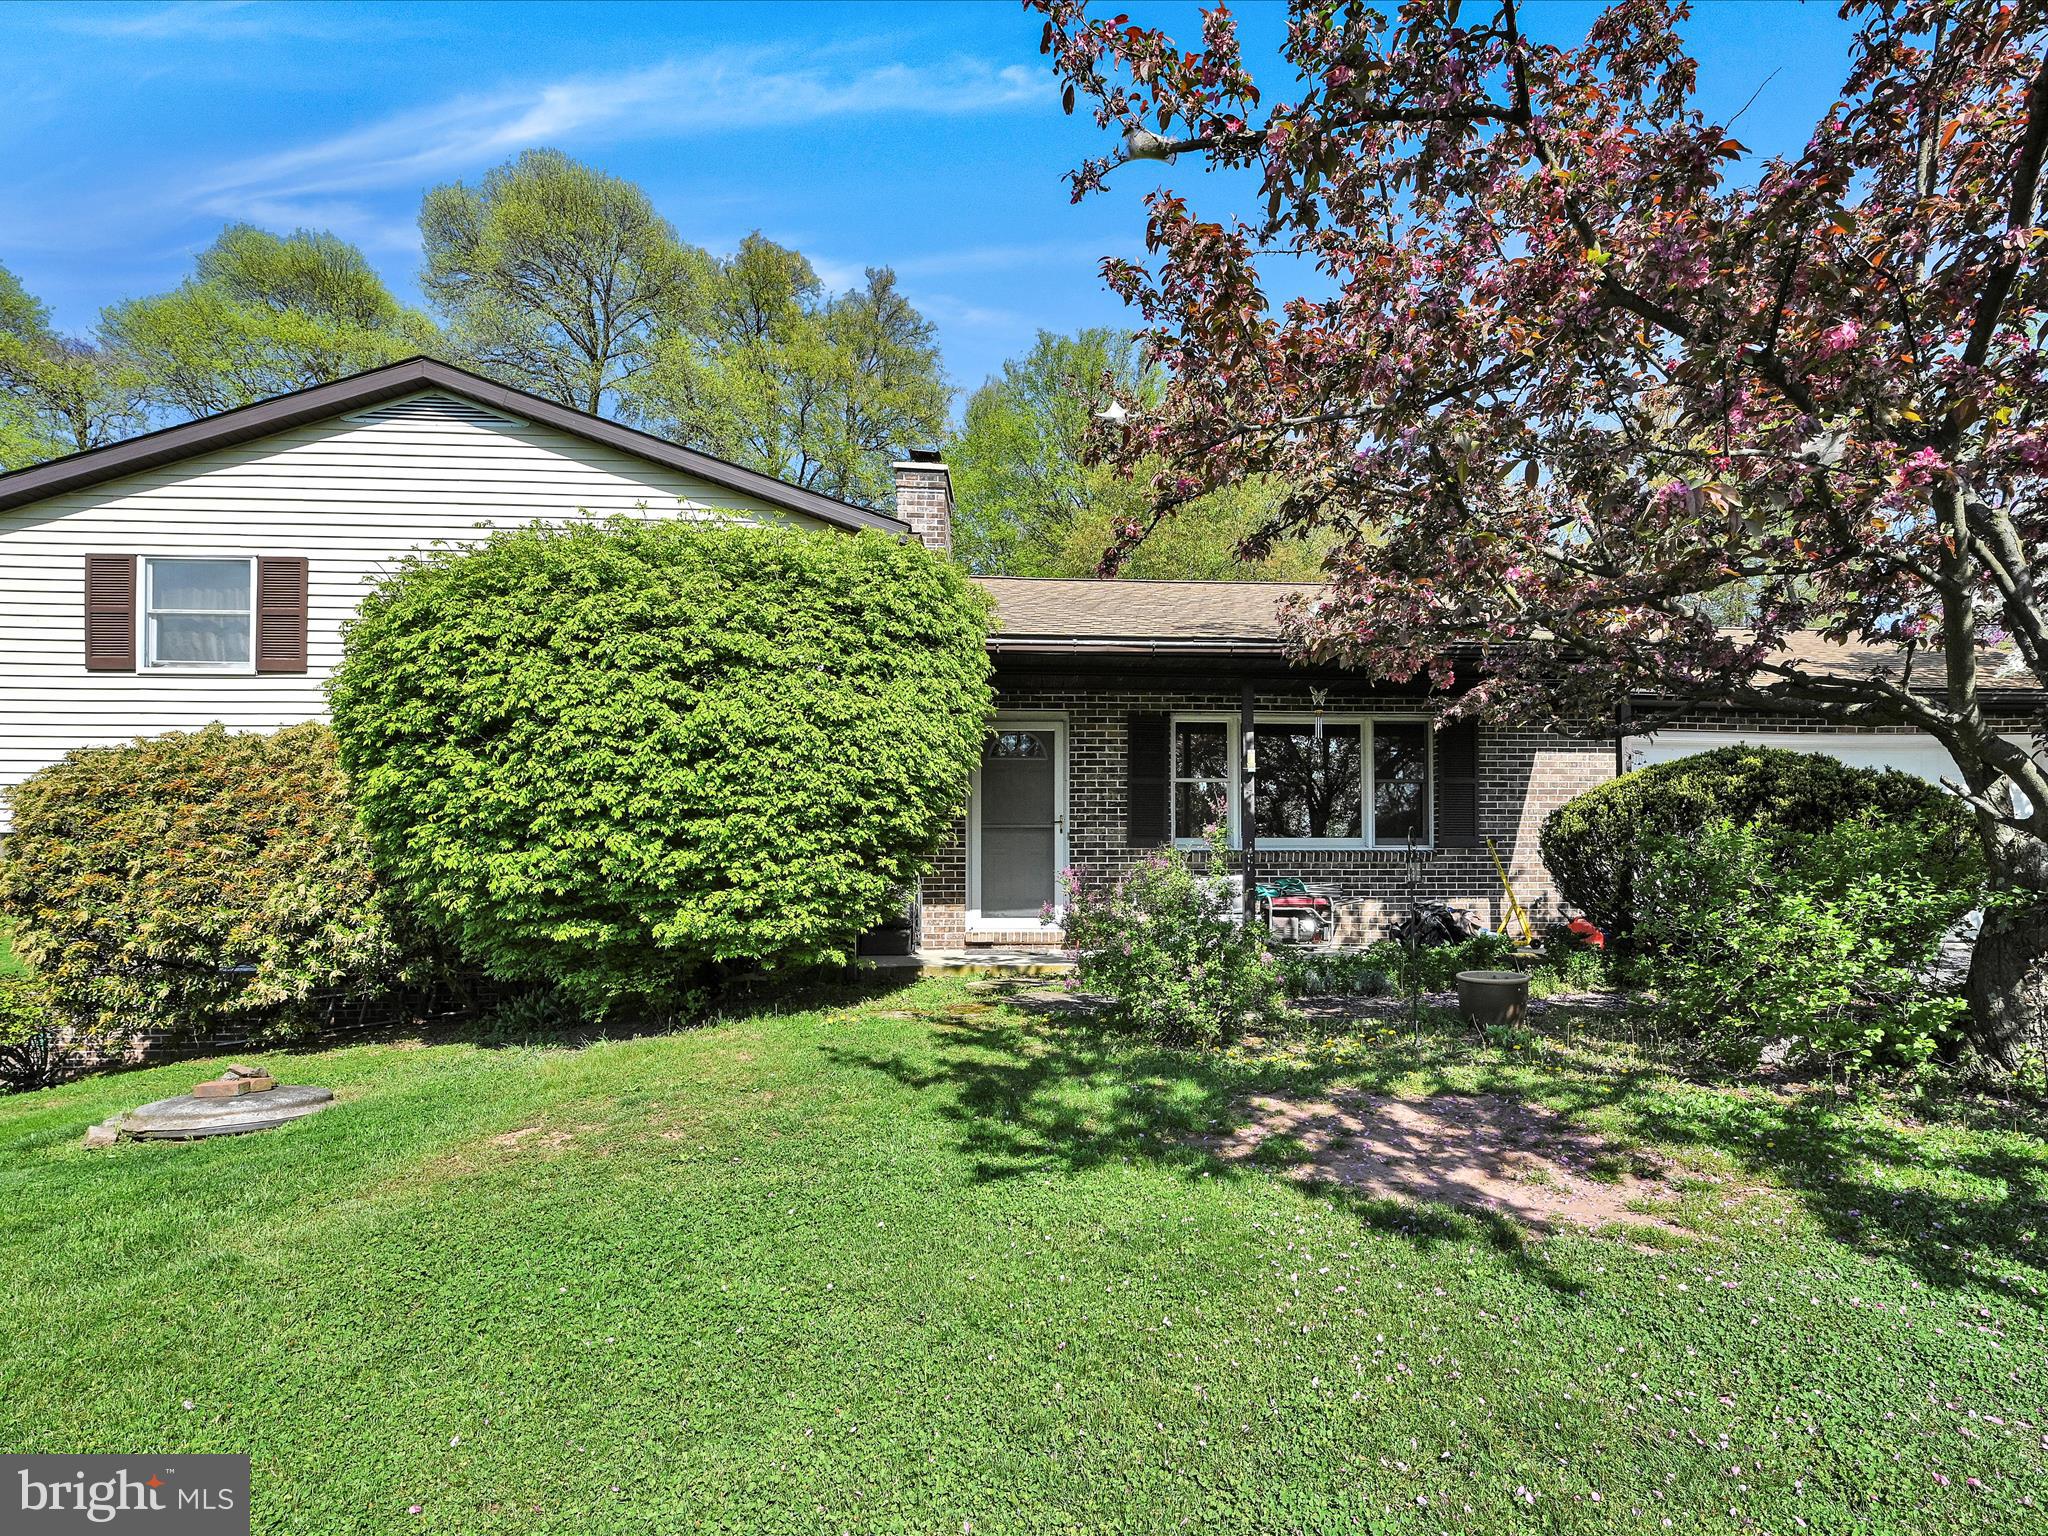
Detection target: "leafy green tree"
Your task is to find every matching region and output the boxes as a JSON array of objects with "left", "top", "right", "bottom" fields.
[
  {"left": 100, "top": 225, "right": 438, "bottom": 417},
  {"left": 632, "top": 236, "right": 949, "bottom": 507},
  {"left": 0, "top": 264, "right": 149, "bottom": 469},
  {"left": 949, "top": 328, "right": 1323, "bottom": 578},
  {"left": 420, "top": 148, "right": 709, "bottom": 414}
]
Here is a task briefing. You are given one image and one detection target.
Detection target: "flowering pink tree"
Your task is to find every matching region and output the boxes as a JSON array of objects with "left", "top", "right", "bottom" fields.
[{"left": 1035, "top": 0, "right": 2048, "bottom": 1062}]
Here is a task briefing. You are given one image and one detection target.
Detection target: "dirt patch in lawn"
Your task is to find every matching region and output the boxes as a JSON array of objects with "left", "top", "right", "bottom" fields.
[
  {"left": 1203, "top": 1091, "right": 1683, "bottom": 1236},
  {"left": 489, "top": 1126, "right": 576, "bottom": 1150}
]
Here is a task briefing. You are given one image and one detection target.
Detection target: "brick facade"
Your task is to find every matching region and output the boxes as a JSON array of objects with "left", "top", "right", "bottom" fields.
[
  {"left": 1634, "top": 702, "right": 2043, "bottom": 735},
  {"left": 919, "top": 677, "right": 1617, "bottom": 949}
]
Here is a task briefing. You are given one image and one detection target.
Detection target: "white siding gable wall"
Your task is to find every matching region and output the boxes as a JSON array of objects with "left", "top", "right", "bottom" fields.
[{"left": 0, "top": 392, "right": 830, "bottom": 826}]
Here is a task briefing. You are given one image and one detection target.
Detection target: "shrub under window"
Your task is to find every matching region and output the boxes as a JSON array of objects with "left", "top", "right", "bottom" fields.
[
  {"left": 1058, "top": 827, "right": 1286, "bottom": 1047},
  {"left": 0, "top": 723, "right": 428, "bottom": 1042}
]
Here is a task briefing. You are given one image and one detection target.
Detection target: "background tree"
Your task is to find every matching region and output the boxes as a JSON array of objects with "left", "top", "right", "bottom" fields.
[
  {"left": 1040, "top": 0, "right": 2048, "bottom": 1062},
  {"left": 632, "top": 236, "right": 949, "bottom": 507},
  {"left": 949, "top": 326, "right": 1324, "bottom": 578},
  {"left": 100, "top": 225, "right": 437, "bottom": 417},
  {"left": 421, "top": 148, "right": 709, "bottom": 415},
  {"left": 0, "top": 264, "right": 149, "bottom": 468}
]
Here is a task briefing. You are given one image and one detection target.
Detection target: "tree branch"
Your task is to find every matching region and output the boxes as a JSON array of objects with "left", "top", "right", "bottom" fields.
[{"left": 1963, "top": 45, "right": 2048, "bottom": 368}]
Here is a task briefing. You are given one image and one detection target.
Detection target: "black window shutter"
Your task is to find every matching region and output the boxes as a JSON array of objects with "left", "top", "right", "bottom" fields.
[
  {"left": 1126, "top": 712, "right": 1171, "bottom": 847},
  {"left": 255, "top": 557, "right": 309, "bottom": 673},
  {"left": 84, "top": 554, "right": 136, "bottom": 671},
  {"left": 1434, "top": 716, "right": 1483, "bottom": 847}
]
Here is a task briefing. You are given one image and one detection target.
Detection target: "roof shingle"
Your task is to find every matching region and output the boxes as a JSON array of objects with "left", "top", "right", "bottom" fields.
[{"left": 972, "top": 575, "right": 2042, "bottom": 696}]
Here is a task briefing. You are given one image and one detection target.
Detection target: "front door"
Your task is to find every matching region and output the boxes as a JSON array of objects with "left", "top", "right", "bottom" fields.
[{"left": 972, "top": 721, "right": 1067, "bottom": 924}]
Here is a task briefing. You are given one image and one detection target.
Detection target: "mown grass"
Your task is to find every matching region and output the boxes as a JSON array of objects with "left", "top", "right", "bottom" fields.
[{"left": 1, "top": 978, "right": 2042, "bottom": 1534}]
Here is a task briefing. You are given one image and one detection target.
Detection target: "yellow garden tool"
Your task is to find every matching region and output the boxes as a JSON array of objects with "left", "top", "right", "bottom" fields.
[{"left": 1487, "top": 837, "right": 1539, "bottom": 952}]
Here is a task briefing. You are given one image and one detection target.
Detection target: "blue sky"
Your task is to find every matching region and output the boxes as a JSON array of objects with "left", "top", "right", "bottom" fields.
[{"left": 2, "top": 0, "right": 1857, "bottom": 408}]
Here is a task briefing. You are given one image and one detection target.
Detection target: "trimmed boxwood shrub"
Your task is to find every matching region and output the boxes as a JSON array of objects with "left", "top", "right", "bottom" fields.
[
  {"left": 0, "top": 723, "right": 427, "bottom": 1042},
  {"left": 1539, "top": 744, "right": 1981, "bottom": 946},
  {"left": 329, "top": 518, "right": 992, "bottom": 1013}
]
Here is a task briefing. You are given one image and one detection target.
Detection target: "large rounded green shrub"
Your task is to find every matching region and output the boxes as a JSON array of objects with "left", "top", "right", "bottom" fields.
[
  {"left": 1540, "top": 744, "right": 1981, "bottom": 945},
  {"left": 329, "top": 518, "right": 993, "bottom": 1012},
  {"left": 0, "top": 723, "right": 427, "bottom": 1041}
]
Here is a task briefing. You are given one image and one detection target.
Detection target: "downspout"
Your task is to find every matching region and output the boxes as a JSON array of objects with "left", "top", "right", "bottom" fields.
[{"left": 1240, "top": 679, "right": 1258, "bottom": 926}]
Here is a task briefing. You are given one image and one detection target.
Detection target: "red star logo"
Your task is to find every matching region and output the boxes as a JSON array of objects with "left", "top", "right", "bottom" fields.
[{"left": 147, "top": 1476, "right": 163, "bottom": 1489}]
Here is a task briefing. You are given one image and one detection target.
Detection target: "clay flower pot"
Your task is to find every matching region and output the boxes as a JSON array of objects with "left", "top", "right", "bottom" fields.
[{"left": 1456, "top": 969, "right": 1530, "bottom": 1029}]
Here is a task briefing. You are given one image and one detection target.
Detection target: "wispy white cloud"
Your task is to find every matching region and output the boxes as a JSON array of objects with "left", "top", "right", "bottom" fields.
[
  {"left": 805, "top": 255, "right": 872, "bottom": 296},
  {"left": 890, "top": 238, "right": 1132, "bottom": 278},
  {"left": 223, "top": 198, "right": 423, "bottom": 255},
  {"left": 911, "top": 291, "right": 1032, "bottom": 332},
  {"left": 189, "top": 49, "right": 1043, "bottom": 224},
  {"left": 53, "top": 1, "right": 350, "bottom": 41}
]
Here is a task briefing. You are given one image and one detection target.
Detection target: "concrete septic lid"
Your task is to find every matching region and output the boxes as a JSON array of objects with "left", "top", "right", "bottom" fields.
[{"left": 118, "top": 1084, "right": 334, "bottom": 1141}]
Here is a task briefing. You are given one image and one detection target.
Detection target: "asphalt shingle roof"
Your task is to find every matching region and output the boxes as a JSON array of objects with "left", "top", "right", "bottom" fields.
[{"left": 972, "top": 576, "right": 2043, "bottom": 697}]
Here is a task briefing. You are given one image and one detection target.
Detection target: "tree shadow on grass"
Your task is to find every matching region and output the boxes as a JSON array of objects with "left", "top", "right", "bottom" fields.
[
  {"left": 829, "top": 992, "right": 2048, "bottom": 1306},
  {"left": 821, "top": 1000, "right": 1594, "bottom": 1298},
  {"left": 1524, "top": 1047, "right": 2048, "bottom": 1301},
  {"left": 1399, "top": 1004, "right": 2048, "bottom": 1303}
]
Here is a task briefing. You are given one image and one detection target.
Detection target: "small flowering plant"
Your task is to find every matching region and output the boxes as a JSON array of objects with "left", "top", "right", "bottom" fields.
[{"left": 1052, "top": 824, "right": 1285, "bottom": 1048}]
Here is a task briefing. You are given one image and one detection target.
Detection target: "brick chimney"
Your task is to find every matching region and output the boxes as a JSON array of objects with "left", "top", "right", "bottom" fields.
[{"left": 893, "top": 448, "right": 953, "bottom": 555}]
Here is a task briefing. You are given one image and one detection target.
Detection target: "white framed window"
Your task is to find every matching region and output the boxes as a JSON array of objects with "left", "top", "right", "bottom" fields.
[
  {"left": 1170, "top": 713, "right": 1435, "bottom": 851},
  {"left": 141, "top": 557, "right": 256, "bottom": 671},
  {"left": 1171, "top": 715, "right": 1235, "bottom": 843}
]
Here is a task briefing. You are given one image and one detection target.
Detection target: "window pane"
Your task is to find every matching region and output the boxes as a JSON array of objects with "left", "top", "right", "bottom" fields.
[
  {"left": 1175, "top": 721, "right": 1228, "bottom": 780},
  {"left": 1174, "top": 780, "right": 1230, "bottom": 838},
  {"left": 1374, "top": 780, "right": 1428, "bottom": 845},
  {"left": 1254, "top": 723, "right": 1362, "bottom": 840},
  {"left": 149, "top": 558, "right": 249, "bottom": 611},
  {"left": 1373, "top": 722, "right": 1431, "bottom": 844},
  {"left": 988, "top": 730, "right": 1049, "bottom": 760},
  {"left": 151, "top": 613, "right": 250, "bottom": 665},
  {"left": 1374, "top": 720, "right": 1429, "bottom": 783},
  {"left": 981, "top": 732, "right": 1055, "bottom": 828}
]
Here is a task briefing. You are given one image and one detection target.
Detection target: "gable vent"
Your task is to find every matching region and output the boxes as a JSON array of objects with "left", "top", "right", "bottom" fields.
[{"left": 348, "top": 393, "right": 518, "bottom": 427}]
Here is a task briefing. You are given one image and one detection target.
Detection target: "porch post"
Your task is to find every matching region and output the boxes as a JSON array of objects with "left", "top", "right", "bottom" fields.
[{"left": 1240, "top": 679, "right": 1257, "bottom": 926}]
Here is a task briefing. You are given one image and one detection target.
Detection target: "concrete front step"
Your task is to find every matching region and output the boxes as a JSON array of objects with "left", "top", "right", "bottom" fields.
[{"left": 863, "top": 948, "right": 1075, "bottom": 976}]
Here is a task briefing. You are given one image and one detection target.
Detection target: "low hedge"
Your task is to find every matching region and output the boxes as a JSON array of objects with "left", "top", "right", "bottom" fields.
[
  {"left": 0, "top": 723, "right": 434, "bottom": 1043},
  {"left": 1539, "top": 744, "right": 1980, "bottom": 946}
]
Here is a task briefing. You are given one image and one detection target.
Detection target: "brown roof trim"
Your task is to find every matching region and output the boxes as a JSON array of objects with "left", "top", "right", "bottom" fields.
[
  {"left": 0, "top": 356, "right": 911, "bottom": 537},
  {"left": 988, "top": 636, "right": 1290, "bottom": 655}
]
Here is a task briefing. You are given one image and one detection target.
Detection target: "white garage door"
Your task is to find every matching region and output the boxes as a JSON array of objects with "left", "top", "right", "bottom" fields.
[{"left": 1622, "top": 730, "right": 2040, "bottom": 814}]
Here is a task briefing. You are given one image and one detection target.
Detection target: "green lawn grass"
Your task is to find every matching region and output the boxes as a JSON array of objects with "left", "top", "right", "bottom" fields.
[{"left": 1, "top": 979, "right": 2042, "bottom": 1534}]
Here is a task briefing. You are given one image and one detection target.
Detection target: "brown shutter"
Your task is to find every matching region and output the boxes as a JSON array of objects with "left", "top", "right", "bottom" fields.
[
  {"left": 1434, "top": 716, "right": 1483, "bottom": 847},
  {"left": 255, "top": 556, "right": 309, "bottom": 673},
  {"left": 1127, "top": 712, "right": 1171, "bottom": 847},
  {"left": 83, "top": 555, "right": 136, "bottom": 671}
]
